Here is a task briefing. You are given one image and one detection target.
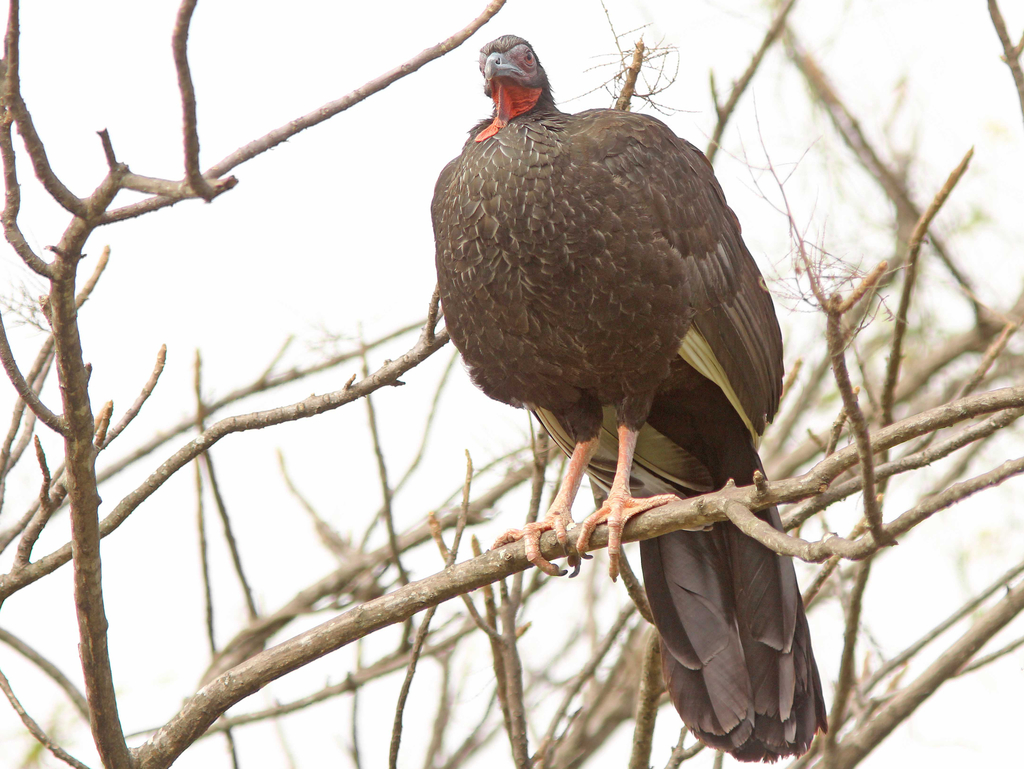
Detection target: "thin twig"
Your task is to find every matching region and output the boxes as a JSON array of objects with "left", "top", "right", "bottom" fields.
[
  {"left": 361, "top": 346, "right": 410, "bottom": 588},
  {"left": 278, "top": 450, "right": 349, "bottom": 557},
  {"left": 784, "top": 30, "right": 982, "bottom": 319},
  {"left": 161, "top": 619, "right": 478, "bottom": 738},
  {"left": 195, "top": 459, "right": 216, "bottom": 655},
  {"left": 958, "top": 632, "right": 1024, "bottom": 675},
  {"left": 0, "top": 342, "right": 52, "bottom": 484},
  {"left": 614, "top": 39, "right": 645, "bottom": 111},
  {"left": 429, "top": 514, "right": 499, "bottom": 640},
  {"left": 779, "top": 356, "right": 803, "bottom": 405},
  {"left": 823, "top": 557, "right": 872, "bottom": 768},
  {"left": 618, "top": 547, "right": 654, "bottom": 624},
  {"left": 535, "top": 604, "right": 635, "bottom": 766},
  {"left": 13, "top": 436, "right": 56, "bottom": 567},
  {"left": 96, "top": 320, "right": 425, "bottom": 490},
  {"left": 988, "top": 0, "right": 1024, "bottom": 127},
  {"left": 880, "top": 148, "right": 974, "bottom": 427},
  {"left": 0, "top": 1, "right": 54, "bottom": 277},
  {"left": 0, "top": 665, "right": 92, "bottom": 769},
  {"left": 172, "top": 0, "right": 217, "bottom": 200},
  {"left": 628, "top": 626, "right": 664, "bottom": 769},
  {"left": 830, "top": 577, "right": 1024, "bottom": 769},
  {"left": 863, "top": 554, "right": 1024, "bottom": 692},
  {"left": 195, "top": 351, "right": 259, "bottom": 620},
  {"left": 954, "top": 320, "right": 1019, "bottom": 400},
  {"left": 664, "top": 727, "right": 704, "bottom": 767},
  {"left": 389, "top": 454, "right": 472, "bottom": 769},
  {"left": 474, "top": 534, "right": 514, "bottom": 746},
  {"left": 498, "top": 577, "right": 530, "bottom": 768},
  {"left": 0, "top": 312, "right": 66, "bottom": 435},
  {"left": 784, "top": 404, "right": 1024, "bottom": 528},
  {"left": 514, "top": 426, "right": 550, "bottom": 606},
  {"left": 706, "top": 0, "right": 799, "bottom": 162},
  {"left": 0, "top": 626, "right": 89, "bottom": 720},
  {"left": 100, "top": 345, "right": 167, "bottom": 449},
  {"left": 824, "top": 282, "right": 889, "bottom": 545}
]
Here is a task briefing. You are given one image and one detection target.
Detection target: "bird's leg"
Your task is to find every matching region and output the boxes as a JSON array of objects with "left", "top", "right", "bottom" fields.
[
  {"left": 492, "top": 436, "right": 600, "bottom": 577},
  {"left": 574, "top": 424, "right": 677, "bottom": 581}
]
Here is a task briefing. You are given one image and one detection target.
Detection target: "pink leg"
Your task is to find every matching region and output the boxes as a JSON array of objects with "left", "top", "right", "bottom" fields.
[
  {"left": 493, "top": 435, "right": 600, "bottom": 576},
  {"left": 574, "top": 424, "right": 677, "bottom": 581}
]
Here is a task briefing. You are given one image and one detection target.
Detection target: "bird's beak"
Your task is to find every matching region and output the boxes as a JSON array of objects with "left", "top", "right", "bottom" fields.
[{"left": 483, "top": 51, "right": 525, "bottom": 82}]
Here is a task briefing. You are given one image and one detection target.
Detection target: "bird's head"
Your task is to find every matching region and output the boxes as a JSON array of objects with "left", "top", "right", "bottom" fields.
[{"left": 475, "top": 35, "right": 553, "bottom": 142}]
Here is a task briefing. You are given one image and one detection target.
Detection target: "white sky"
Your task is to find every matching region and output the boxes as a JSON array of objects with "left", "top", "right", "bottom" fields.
[{"left": 1, "top": 0, "right": 1023, "bottom": 767}]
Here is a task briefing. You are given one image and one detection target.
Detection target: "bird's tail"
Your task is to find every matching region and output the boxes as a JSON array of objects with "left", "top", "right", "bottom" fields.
[{"left": 639, "top": 486, "right": 827, "bottom": 761}]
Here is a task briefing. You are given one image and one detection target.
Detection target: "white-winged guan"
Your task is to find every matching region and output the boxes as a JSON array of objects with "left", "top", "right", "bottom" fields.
[{"left": 431, "top": 35, "right": 827, "bottom": 761}]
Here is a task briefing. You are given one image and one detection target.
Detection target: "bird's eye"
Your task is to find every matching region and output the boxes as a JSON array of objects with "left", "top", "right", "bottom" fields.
[{"left": 525, "top": 52, "right": 534, "bottom": 64}]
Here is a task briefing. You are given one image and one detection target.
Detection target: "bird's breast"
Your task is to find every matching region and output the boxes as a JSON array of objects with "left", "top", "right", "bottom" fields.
[{"left": 435, "top": 119, "right": 693, "bottom": 407}]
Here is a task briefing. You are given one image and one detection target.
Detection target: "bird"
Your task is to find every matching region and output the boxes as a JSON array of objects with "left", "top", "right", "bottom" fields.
[{"left": 431, "top": 34, "right": 827, "bottom": 761}]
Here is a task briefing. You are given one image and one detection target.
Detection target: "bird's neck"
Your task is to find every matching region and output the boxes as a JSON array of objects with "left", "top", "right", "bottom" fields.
[{"left": 475, "top": 80, "right": 544, "bottom": 142}]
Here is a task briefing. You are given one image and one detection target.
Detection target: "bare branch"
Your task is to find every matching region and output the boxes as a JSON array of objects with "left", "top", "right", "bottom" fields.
[
  {"left": 101, "top": 0, "right": 509, "bottom": 224},
  {"left": 779, "top": 356, "right": 803, "bottom": 406},
  {"left": 0, "top": 339, "right": 53, "bottom": 484},
  {"left": 628, "top": 626, "right": 664, "bottom": 769},
  {"left": 618, "top": 547, "right": 654, "bottom": 624},
  {"left": 988, "top": 0, "right": 1024, "bottom": 126},
  {"left": 100, "top": 344, "right": 167, "bottom": 449},
  {"left": 784, "top": 30, "right": 982, "bottom": 318},
  {"left": 194, "top": 459, "right": 216, "bottom": 655},
  {"left": 362, "top": 346, "right": 410, "bottom": 588},
  {"left": 958, "top": 632, "right": 1024, "bottom": 675},
  {"left": 0, "top": 312, "right": 66, "bottom": 435},
  {"left": 614, "top": 39, "right": 645, "bottom": 112},
  {"left": 664, "top": 728, "right": 704, "bottom": 767},
  {"left": 831, "top": 577, "right": 1024, "bottom": 769},
  {"left": 96, "top": 319, "right": 425, "bottom": 489},
  {"left": 535, "top": 604, "right": 635, "bottom": 766},
  {"left": 0, "top": 626, "right": 89, "bottom": 721},
  {"left": 864, "top": 554, "right": 1024, "bottom": 692},
  {"left": 880, "top": 148, "right": 974, "bottom": 427},
  {"left": 784, "top": 404, "right": 1024, "bottom": 528},
  {"left": 6, "top": 380, "right": 1022, "bottom": 615},
  {"left": 0, "top": 0, "right": 85, "bottom": 223},
  {"left": 824, "top": 283, "right": 889, "bottom": 546},
  {"left": 13, "top": 436, "right": 56, "bottom": 566},
  {"left": 180, "top": 620, "right": 478, "bottom": 737},
  {"left": 706, "top": 0, "right": 799, "bottom": 162},
  {"left": 389, "top": 456, "right": 471, "bottom": 769},
  {"left": 0, "top": 665, "right": 92, "bottom": 769},
  {"left": 171, "top": 0, "right": 217, "bottom": 201},
  {"left": 823, "top": 558, "right": 872, "bottom": 768}
]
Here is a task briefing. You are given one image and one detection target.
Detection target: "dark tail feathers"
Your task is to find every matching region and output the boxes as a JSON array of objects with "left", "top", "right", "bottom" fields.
[{"left": 640, "top": 501, "right": 827, "bottom": 761}]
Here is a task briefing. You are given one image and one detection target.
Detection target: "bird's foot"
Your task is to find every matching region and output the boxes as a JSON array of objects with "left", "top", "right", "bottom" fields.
[
  {"left": 492, "top": 505, "right": 578, "bottom": 577},
  {"left": 575, "top": 493, "right": 678, "bottom": 581}
]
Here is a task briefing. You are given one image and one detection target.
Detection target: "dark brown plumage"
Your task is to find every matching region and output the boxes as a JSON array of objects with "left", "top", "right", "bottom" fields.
[{"left": 432, "top": 35, "right": 827, "bottom": 761}]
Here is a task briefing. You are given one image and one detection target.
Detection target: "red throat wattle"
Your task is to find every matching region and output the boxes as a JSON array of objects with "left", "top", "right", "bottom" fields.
[{"left": 475, "top": 80, "right": 542, "bottom": 142}]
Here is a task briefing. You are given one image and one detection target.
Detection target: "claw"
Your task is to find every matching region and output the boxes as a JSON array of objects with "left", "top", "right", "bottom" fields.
[
  {"left": 576, "top": 493, "right": 677, "bottom": 581},
  {"left": 492, "top": 505, "right": 578, "bottom": 577}
]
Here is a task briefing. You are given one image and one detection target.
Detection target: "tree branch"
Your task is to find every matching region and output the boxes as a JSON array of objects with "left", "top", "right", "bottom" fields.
[
  {"left": 880, "top": 148, "right": 974, "bottom": 427},
  {"left": 100, "top": 0, "right": 508, "bottom": 224},
  {"left": 830, "top": 576, "right": 1024, "bottom": 769},
  {"left": 0, "top": 312, "right": 66, "bottom": 435},
  {"left": 988, "top": 0, "right": 1024, "bottom": 127},
  {"left": 171, "top": 0, "right": 217, "bottom": 201},
  {"left": 706, "top": 0, "right": 799, "bottom": 162}
]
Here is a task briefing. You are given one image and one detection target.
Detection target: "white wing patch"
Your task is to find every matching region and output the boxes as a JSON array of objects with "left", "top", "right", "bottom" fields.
[
  {"left": 679, "top": 326, "right": 760, "bottom": 446},
  {"left": 535, "top": 407, "right": 715, "bottom": 496}
]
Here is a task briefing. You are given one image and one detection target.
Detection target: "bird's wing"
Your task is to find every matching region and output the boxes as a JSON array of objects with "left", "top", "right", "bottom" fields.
[{"left": 570, "top": 110, "right": 785, "bottom": 436}]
